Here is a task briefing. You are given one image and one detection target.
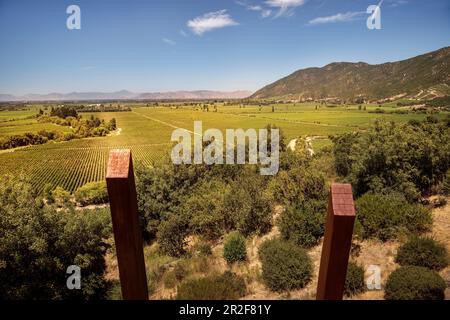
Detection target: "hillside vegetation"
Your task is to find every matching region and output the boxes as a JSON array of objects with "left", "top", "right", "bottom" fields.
[{"left": 252, "top": 47, "right": 450, "bottom": 101}]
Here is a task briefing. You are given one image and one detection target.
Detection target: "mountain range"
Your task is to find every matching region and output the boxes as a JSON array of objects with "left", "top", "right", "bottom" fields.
[
  {"left": 0, "top": 90, "right": 252, "bottom": 102},
  {"left": 3, "top": 47, "right": 449, "bottom": 103},
  {"left": 252, "top": 46, "right": 450, "bottom": 102}
]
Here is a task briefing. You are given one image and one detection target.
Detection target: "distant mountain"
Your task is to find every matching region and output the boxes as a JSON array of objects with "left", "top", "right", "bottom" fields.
[
  {"left": 0, "top": 90, "right": 252, "bottom": 102},
  {"left": 136, "top": 90, "right": 252, "bottom": 100},
  {"left": 252, "top": 47, "right": 450, "bottom": 102},
  {"left": 0, "top": 94, "right": 18, "bottom": 101}
]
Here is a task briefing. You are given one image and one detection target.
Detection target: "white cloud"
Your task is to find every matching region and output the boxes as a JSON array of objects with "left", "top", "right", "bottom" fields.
[
  {"left": 162, "top": 38, "right": 176, "bottom": 45},
  {"left": 308, "top": 11, "right": 364, "bottom": 25},
  {"left": 187, "top": 10, "right": 239, "bottom": 36},
  {"left": 248, "top": 5, "right": 262, "bottom": 11},
  {"left": 236, "top": 1, "right": 272, "bottom": 18},
  {"left": 261, "top": 9, "right": 272, "bottom": 18},
  {"left": 388, "top": 0, "right": 408, "bottom": 7},
  {"left": 179, "top": 29, "right": 188, "bottom": 37},
  {"left": 265, "top": 0, "right": 306, "bottom": 18}
]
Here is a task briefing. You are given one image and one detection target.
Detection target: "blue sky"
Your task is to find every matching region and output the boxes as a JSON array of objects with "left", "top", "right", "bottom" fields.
[{"left": 0, "top": 0, "right": 449, "bottom": 95}]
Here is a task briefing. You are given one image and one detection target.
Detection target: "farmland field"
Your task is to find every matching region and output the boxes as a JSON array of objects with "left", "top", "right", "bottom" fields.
[{"left": 0, "top": 103, "right": 446, "bottom": 192}]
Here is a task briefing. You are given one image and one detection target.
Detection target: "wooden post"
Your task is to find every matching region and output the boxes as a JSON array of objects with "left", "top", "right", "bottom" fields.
[
  {"left": 316, "top": 183, "right": 356, "bottom": 300},
  {"left": 106, "top": 149, "right": 148, "bottom": 300}
]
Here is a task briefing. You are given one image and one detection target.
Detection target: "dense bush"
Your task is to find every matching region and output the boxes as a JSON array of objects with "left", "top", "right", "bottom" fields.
[
  {"left": 52, "top": 186, "right": 71, "bottom": 208},
  {"left": 279, "top": 200, "right": 326, "bottom": 247},
  {"left": 344, "top": 262, "right": 366, "bottom": 297},
  {"left": 223, "top": 232, "right": 247, "bottom": 263},
  {"left": 222, "top": 173, "right": 272, "bottom": 236},
  {"left": 176, "top": 271, "right": 246, "bottom": 300},
  {"left": 74, "top": 181, "right": 108, "bottom": 206},
  {"left": 395, "top": 237, "right": 448, "bottom": 271},
  {"left": 356, "top": 193, "right": 432, "bottom": 241},
  {"left": 182, "top": 179, "right": 229, "bottom": 240},
  {"left": 0, "top": 131, "right": 55, "bottom": 150},
  {"left": 136, "top": 160, "right": 244, "bottom": 241},
  {"left": 258, "top": 239, "right": 312, "bottom": 292},
  {"left": 385, "top": 266, "right": 446, "bottom": 300},
  {"left": 157, "top": 214, "right": 189, "bottom": 257},
  {"left": 137, "top": 157, "right": 273, "bottom": 244},
  {"left": 268, "top": 166, "right": 328, "bottom": 207},
  {"left": 332, "top": 120, "right": 450, "bottom": 200},
  {"left": 0, "top": 176, "right": 112, "bottom": 300},
  {"left": 50, "top": 106, "right": 78, "bottom": 118}
]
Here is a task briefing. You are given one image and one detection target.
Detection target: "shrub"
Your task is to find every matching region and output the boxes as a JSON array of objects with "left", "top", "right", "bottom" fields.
[
  {"left": 52, "top": 186, "right": 71, "bottom": 208},
  {"left": 157, "top": 214, "right": 189, "bottom": 257},
  {"left": 43, "top": 183, "right": 55, "bottom": 204},
  {"left": 332, "top": 120, "right": 450, "bottom": 200},
  {"left": 279, "top": 201, "right": 325, "bottom": 247},
  {"left": 385, "top": 266, "right": 446, "bottom": 300},
  {"left": 135, "top": 161, "right": 243, "bottom": 241},
  {"left": 135, "top": 158, "right": 271, "bottom": 242},
  {"left": 223, "top": 231, "right": 247, "bottom": 263},
  {"left": 395, "top": 237, "right": 448, "bottom": 271},
  {"left": 356, "top": 193, "right": 432, "bottom": 241},
  {"left": 268, "top": 166, "right": 328, "bottom": 206},
  {"left": 344, "top": 262, "right": 366, "bottom": 297},
  {"left": 176, "top": 271, "right": 246, "bottom": 300},
  {"left": 258, "top": 239, "right": 312, "bottom": 292},
  {"left": 74, "top": 181, "right": 108, "bottom": 206},
  {"left": 183, "top": 179, "right": 229, "bottom": 240},
  {"left": 0, "top": 176, "right": 112, "bottom": 299},
  {"left": 223, "top": 173, "right": 273, "bottom": 236},
  {"left": 195, "top": 242, "right": 212, "bottom": 256}
]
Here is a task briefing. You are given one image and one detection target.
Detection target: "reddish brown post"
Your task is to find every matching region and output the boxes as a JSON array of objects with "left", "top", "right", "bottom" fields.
[
  {"left": 106, "top": 149, "right": 148, "bottom": 300},
  {"left": 316, "top": 183, "right": 356, "bottom": 300}
]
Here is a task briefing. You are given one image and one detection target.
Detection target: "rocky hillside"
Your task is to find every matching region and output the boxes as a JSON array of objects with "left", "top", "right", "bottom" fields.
[{"left": 252, "top": 47, "right": 450, "bottom": 102}]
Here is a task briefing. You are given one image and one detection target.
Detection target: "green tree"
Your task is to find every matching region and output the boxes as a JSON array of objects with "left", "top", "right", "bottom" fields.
[
  {"left": 332, "top": 120, "right": 450, "bottom": 200},
  {"left": 52, "top": 186, "right": 71, "bottom": 208},
  {"left": 74, "top": 181, "right": 109, "bottom": 206},
  {"left": 157, "top": 213, "right": 189, "bottom": 257},
  {"left": 223, "top": 172, "right": 272, "bottom": 236},
  {"left": 0, "top": 176, "right": 111, "bottom": 300}
]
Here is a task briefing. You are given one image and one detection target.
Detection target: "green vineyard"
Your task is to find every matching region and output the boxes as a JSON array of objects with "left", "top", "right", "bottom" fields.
[{"left": 0, "top": 104, "right": 443, "bottom": 193}]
